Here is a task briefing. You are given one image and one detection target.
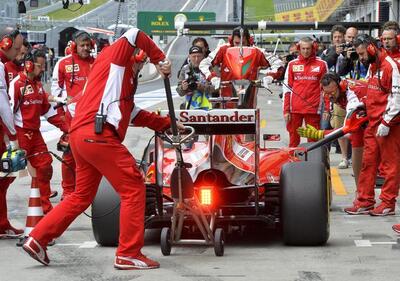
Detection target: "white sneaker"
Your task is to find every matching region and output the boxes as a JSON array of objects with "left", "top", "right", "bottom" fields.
[{"left": 338, "top": 159, "right": 349, "bottom": 169}]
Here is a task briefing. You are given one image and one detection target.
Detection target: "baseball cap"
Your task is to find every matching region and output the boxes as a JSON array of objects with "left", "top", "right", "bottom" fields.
[{"left": 189, "top": 46, "right": 203, "bottom": 54}]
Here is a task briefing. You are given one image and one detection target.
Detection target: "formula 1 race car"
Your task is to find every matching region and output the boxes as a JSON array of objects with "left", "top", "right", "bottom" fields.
[{"left": 91, "top": 44, "right": 338, "bottom": 250}]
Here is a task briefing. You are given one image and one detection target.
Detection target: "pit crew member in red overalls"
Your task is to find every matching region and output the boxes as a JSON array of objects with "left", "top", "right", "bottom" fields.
[
  {"left": 5, "top": 38, "right": 30, "bottom": 83},
  {"left": 385, "top": 24, "right": 400, "bottom": 233},
  {"left": 343, "top": 35, "right": 400, "bottom": 216},
  {"left": 283, "top": 37, "right": 328, "bottom": 147},
  {"left": 23, "top": 28, "right": 183, "bottom": 270},
  {"left": 51, "top": 31, "right": 94, "bottom": 199},
  {"left": 297, "top": 72, "right": 367, "bottom": 185},
  {"left": 381, "top": 27, "right": 400, "bottom": 66},
  {"left": 199, "top": 26, "right": 284, "bottom": 105},
  {"left": 0, "top": 27, "right": 23, "bottom": 239},
  {"left": 9, "top": 49, "right": 68, "bottom": 214}
]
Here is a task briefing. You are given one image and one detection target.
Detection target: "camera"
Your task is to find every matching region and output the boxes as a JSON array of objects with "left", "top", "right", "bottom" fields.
[
  {"left": 339, "top": 42, "right": 358, "bottom": 60},
  {"left": 338, "top": 42, "right": 353, "bottom": 49},
  {"left": 186, "top": 72, "right": 198, "bottom": 91}
]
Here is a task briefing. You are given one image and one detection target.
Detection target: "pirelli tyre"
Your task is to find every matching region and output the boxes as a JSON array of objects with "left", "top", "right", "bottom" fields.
[
  {"left": 91, "top": 178, "right": 158, "bottom": 246},
  {"left": 298, "top": 143, "right": 332, "bottom": 206},
  {"left": 91, "top": 178, "right": 120, "bottom": 246},
  {"left": 280, "top": 162, "right": 329, "bottom": 246}
]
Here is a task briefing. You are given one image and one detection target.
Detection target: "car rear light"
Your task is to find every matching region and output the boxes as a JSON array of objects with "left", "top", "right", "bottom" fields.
[{"left": 200, "top": 187, "right": 212, "bottom": 205}]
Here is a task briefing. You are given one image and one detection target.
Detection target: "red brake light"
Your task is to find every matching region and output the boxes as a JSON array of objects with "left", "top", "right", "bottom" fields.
[{"left": 200, "top": 188, "right": 212, "bottom": 205}]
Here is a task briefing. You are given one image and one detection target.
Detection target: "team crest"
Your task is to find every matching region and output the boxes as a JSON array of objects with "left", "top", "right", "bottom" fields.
[
  {"left": 292, "top": 65, "right": 304, "bottom": 72},
  {"left": 65, "top": 64, "right": 80, "bottom": 73},
  {"left": 20, "top": 85, "right": 34, "bottom": 96}
]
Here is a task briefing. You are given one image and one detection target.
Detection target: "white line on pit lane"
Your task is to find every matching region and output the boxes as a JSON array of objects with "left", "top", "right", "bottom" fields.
[
  {"left": 56, "top": 241, "right": 98, "bottom": 248},
  {"left": 354, "top": 240, "right": 398, "bottom": 247}
]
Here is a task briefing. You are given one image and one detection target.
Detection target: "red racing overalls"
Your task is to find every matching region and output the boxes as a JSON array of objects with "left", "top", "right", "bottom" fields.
[
  {"left": 29, "top": 28, "right": 171, "bottom": 258},
  {"left": 51, "top": 52, "right": 94, "bottom": 198},
  {"left": 10, "top": 72, "right": 68, "bottom": 213}
]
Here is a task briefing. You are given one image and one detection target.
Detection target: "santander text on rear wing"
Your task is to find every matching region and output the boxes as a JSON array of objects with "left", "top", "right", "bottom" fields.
[{"left": 160, "top": 109, "right": 259, "bottom": 135}]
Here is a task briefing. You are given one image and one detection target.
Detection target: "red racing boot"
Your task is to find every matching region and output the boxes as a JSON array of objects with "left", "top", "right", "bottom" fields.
[
  {"left": 0, "top": 225, "right": 23, "bottom": 239},
  {"left": 392, "top": 224, "right": 400, "bottom": 234},
  {"left": 22, "top": 236, "right": 50, "bottom": 266},
  {"left": 344, "top": 203, "right": 374, "bottom": 215},
  {"left": 369, "top": 203, "right": 395, "bottom": 216},
  {"left": 114, "top": 254, "right": 160, "bottom": 270}
]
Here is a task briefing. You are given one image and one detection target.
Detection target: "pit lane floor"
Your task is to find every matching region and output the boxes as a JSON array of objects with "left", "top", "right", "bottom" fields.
[{"left": 1, "top": 85, "right": 400, "bottom": 281}]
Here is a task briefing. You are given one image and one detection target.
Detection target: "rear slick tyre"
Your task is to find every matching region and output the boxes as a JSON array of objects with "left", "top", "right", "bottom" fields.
[
  {"left": 298, "top": 143, "right": 332, "bottom": 206},
  {"left": 281, "top": 162, "right": 329, "bottom": 246},
  {"left": 91, "top": 177, "right": 120, "bottom": 247}
]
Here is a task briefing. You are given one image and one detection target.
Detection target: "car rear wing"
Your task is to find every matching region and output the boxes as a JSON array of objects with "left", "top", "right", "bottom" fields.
[{"left": 159, "top": 109, "right": 259, "bottom": 135}]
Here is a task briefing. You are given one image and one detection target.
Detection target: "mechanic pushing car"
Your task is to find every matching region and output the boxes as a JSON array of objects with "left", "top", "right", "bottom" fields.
[
  {"left": 297, "top": 72, "right": 367, "bottom": 186},
  {"left": 9, "top": 49, "right": 68, "bottom": 214},
  {"left": 22, "top": 28, "right": 184, "bottom": 269},
  {"left": 51, "top": 30, "right": 95, "bottom": 200},
  {"left": 0, "top": 27, "right": 23, "bottom": 239},
  {"left": 343, "top": 35, "right": 400, "bottom": 216}
]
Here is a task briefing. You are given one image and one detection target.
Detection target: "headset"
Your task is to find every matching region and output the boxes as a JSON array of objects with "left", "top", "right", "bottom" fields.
[
  {"left": 24, "top": 49, "right": 38, "bottom": 73},
  {"left": 296, "top": 38, "right": 319, "bottom": 54},
  {"left": 355, "top": 34, "right": 379, "bottom": 57},
  {"left": 355, "top": 34, "right": 390, "bottom": 93},
  {"left": 0, "top": 29, "right": 20, "bottom": 51},
  {"left": 339, "top": 79, "right": 348, "bottom": 93},
  {"left": 367, "top": 42, "right": 378, "bottom": 57},
  {"left": 70, "top": 30, "right": 95, "bottom": 53},
  {"left": 380, "top": 31, "right": 400, "bottom": 49},
  {"left": 131, "top": 49, "right": 147, "bottom": 64},
  {"left": 296, "top": 37, "right": 319, "bottom": 55},
  {"left": 64, "top": 40, "right": 73, "bottom": 56},
  {"left": 380, "top": 34, "right": 400, "bottom": 45}
]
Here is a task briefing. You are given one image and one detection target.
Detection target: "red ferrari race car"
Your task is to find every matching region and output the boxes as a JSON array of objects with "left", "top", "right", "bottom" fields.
[{"left": 91, "top": 43, "right": 369, "bottom": 252}]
